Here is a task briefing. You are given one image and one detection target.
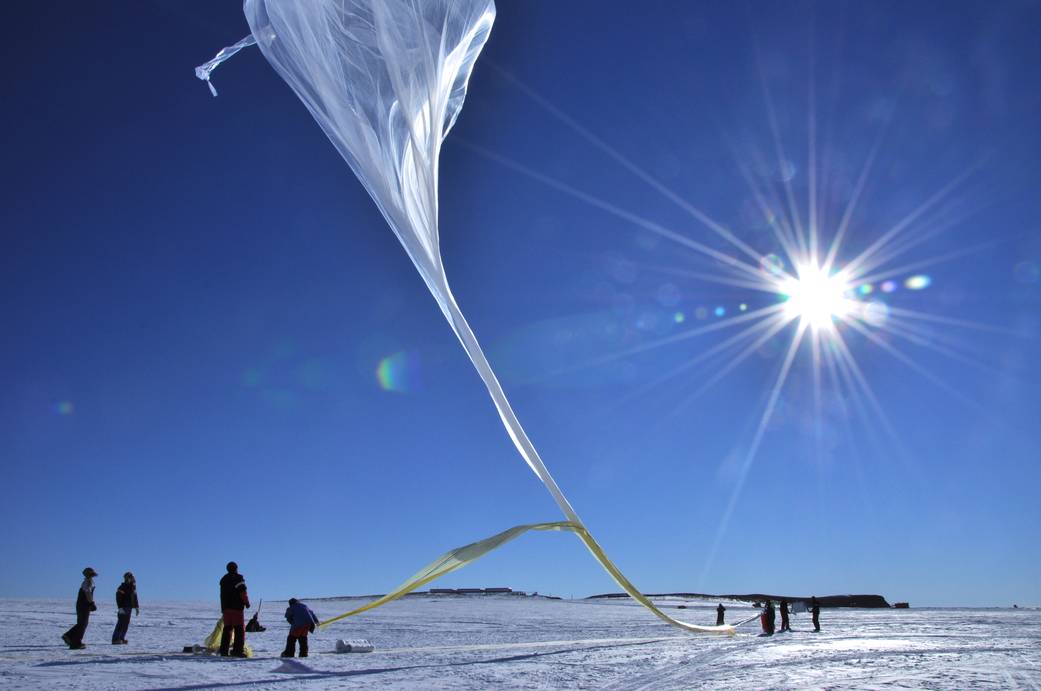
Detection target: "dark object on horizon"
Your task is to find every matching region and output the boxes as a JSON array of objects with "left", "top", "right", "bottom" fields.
[
  {"left": 716, "top": 603, "right": 726, "bottom": 626},
  {"left": 893, "top": 602, "right": 910, "bottom": 609},
  {"left": 811, "top": 596, "right": 821, "bottom": 632},
  {"left": 219, "top": 562, "right": 250, "bottom": 657},
  {"left": 586, "top": 592, "right": 891, "bottom": 608},
  {"left": 779, "top": 600, "right": 790, "bottom": 632},
  {"left": 677, "top": 604, "right": 687, "bottom": 609},
  {"left": 112, "top": 572, "right": 140, "bottom": 644},
  {"left": 63, "top": 568, "right": 98, "bottom": 649}
]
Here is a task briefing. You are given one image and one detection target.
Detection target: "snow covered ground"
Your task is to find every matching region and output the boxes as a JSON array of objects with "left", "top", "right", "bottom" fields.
[{"left": 1, "top": 595, "right": 1038, "bottom": 689}]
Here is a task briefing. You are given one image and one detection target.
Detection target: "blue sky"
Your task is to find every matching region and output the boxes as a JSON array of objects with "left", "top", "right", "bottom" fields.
[{"left": 3, "top": 1, "right": 1040, "bottom": 608}]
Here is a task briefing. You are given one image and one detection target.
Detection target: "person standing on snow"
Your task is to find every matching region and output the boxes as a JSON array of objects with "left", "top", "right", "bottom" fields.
[
  {"left": 763, "top": 600, "right": 776, "bottom": 635},
  {"left": 112, "top": 572, "right": 140, "bottom": 644},
  {"left": 62, "top": 567, "right": 98, "bottom": 649},
  {"left": 779, "top": 599, "right": 791, "bottom": 632},
  {"left": 716, "top": 603, "right": 726, "bottom": 626},
  {"left": 281, "top": 598, "right": 320, "bottom": 658},
  {"left": 811, "top": 596, "right": 821, "bottom": 632},
  {"left": 219, "top": 561, "right": 251, "bottom": 657}
]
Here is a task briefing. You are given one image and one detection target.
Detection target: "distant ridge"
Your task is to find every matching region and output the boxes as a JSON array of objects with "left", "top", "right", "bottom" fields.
[{"left": 586, "top": 592, "right": 892, "bottom": 608}]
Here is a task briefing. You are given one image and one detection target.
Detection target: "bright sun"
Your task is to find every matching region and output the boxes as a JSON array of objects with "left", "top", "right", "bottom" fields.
[{"left": 781, "top": 263, "right": 853, "bottom": 330}]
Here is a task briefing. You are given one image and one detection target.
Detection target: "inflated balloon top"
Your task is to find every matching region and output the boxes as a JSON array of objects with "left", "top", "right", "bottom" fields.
[{"left": 197, "top": 0, "right": 733, "bottom": 635}]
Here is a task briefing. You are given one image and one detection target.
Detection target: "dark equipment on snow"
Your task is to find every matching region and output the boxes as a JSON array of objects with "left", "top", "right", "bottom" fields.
[{"left": 245, "top": 599, "right": 266, "bottom": 632}]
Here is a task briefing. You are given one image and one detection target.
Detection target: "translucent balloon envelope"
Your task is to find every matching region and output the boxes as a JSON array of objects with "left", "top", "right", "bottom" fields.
[{"left": 197, "top": 0, "right": 732, "bottom": 635}]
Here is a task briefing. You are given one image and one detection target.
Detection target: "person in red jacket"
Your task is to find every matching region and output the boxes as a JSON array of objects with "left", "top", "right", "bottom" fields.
[{"left": 218, "top": 562, "right": 250, "bottom": 657}]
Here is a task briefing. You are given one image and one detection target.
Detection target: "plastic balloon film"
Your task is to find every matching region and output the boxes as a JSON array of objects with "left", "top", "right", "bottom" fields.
[{"left": 198, "top": 0, "right": 730, "bottom": 636}]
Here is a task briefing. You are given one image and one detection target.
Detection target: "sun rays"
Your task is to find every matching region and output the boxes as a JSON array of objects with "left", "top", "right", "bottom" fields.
[{"left": 464, "top": 46, "right": 1014, "bottom": 585}]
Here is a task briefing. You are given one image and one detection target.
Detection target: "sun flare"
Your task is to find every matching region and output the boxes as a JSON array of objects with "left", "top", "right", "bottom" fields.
[{"left": 781, "top": 263, "right": 853, "bottom": 330}]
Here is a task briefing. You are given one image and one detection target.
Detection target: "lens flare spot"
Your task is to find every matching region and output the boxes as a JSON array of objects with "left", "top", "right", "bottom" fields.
[
  {"left": 695, "top": 306, "right": 708, "bottom": 320},
  {"left": 760, "top": 253, "right": 786, "bottom": 277},
  {"left": 904, "top": 274, "right": 932, "bottom": 290},
  {"left": 714, "top": 306, "right": 726, "bottom": 317},
  {"left": 857, "top": 283, "right": 874, "bottom": 296},
  {"left": 880, "top": 280, "right": 898, "bottom": 293},
  {"left": 739, "top": 303, "right": 748, "bottom": 312},
  {"left": 53, "top": 401, "right": 74, "bottom": 415},
  {"left": 673, "top": 311, "right": 686, "bottom": 324},
  {"left": 376, "top": 351, "right": 422, "bottom": 392},
  {"left": 861, "top": 300, "right": 890, "bottom": 327},
  {"left": 1013, "top": 261, "right": 1040, "bottom": 284}
]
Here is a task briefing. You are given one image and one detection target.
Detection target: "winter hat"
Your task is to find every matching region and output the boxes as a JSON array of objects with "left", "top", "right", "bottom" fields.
[
  {"left": 288, "top": 598, "right": 299, "bottom": 605},
  {"left": 226, "top": 561, "right": 238, "bottom": 573},
  {"left": 124, "top": 571, "right": 135, "bottom": 582},
  {"left": 82, "top": 567, "right": 98, "bottom": 577}
]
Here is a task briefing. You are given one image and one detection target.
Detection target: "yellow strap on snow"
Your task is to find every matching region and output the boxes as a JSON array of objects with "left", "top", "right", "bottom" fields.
[{"left": 319, "top": 521, "right": 734, "bottom": 635}]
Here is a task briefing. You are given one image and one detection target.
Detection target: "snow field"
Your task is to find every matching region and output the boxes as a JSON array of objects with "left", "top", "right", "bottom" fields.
[{"left": 1, "top": 596, "right": 1038, "bottom": 689}]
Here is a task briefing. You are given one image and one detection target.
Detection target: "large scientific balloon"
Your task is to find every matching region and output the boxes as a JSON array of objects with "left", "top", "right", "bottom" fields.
[{"left": 198, "top": 0, "right": 732, "bottom": 635}]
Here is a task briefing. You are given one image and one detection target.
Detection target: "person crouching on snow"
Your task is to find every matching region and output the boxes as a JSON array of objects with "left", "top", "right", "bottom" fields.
[
  {"left": 112, "top": 571, "right": 140, "bottom": 644},
  {"left": 282, "top": 598, "right": 320, "bottom": 658}
]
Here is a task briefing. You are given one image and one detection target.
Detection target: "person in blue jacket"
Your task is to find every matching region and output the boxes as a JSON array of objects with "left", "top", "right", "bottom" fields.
[{"left": 281, "top": 598, "right": 320, "bottom": 658}]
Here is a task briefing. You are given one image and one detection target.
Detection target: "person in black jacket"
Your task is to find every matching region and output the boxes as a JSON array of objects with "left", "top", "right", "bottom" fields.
[
  {"left": 779, "top": 599, "right": 791, "bottom": 632},
  {"left": 763, "top": 600, "right": 776, "bottom": 635},
  {"left": 62, "top": 567, "right": 98, "bottom": 649},
  {"left": 811, "top": 596, "right": 821, "bottom": 632},
  {"left": 112, "top": 572, "right": 140, "bottom": 644},
  {"left": 716, "top": 603, "right": 726, "bottom": 626},
  {"left": 219, "top": 561, "right": 251, "bottom": 657}
]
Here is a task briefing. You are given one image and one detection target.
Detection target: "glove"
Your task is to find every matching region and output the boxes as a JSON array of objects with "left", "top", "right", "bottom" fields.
[
  {"left": 309, "top": 623, "right": 316, "bottom": 633},
  {"left": 90, "top": 603, "right": 97, "bottom": 612}
]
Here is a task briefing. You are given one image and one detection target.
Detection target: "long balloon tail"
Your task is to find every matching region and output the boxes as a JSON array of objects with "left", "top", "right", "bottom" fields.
[
  {"left": 429, "top": 284, "right": 733, "bottom": 635},
  {"left": 320, "top": 520, "right": 734, "bottom": 635}
]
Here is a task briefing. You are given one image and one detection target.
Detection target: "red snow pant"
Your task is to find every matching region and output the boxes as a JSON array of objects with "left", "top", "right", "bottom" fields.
[{"left": 220, "top": 609, "right": 245, "bottom": 656}]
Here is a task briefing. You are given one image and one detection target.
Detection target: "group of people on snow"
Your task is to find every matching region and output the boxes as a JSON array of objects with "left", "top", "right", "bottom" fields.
[
  {"left": 62, "top": 568, "right": 138, "bottom": 649},
  {"left": 714, "top": 596, "right": 821, "bottom": 634},
  {"left": 62, "top": 562, "right": 318, "bottom": 658}
]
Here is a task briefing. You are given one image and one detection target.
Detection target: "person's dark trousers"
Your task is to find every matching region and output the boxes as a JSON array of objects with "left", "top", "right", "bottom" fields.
[
  {"left": 282, "top": 635, "right": 298, "bottom": 657},
  {"left": 64, "top": 607, "right": 90, "bottom": 646},
  {"left": 812, "top": 613, "right": 820, "bottom": 631},
  {"left": 281, "top": 634, "right": 309, "bottom": 657},
  {"left": 220, "top": 610, "right": 246, "bottom": 656},
  {"left": 112, "top": 611, "right": 131, "bottom": 643},
  {"left": 219, "top": 624, "right": 246, "bottom": 656},
  {"left": 781, "top": 614, "right": 790, "bottom": 631}
]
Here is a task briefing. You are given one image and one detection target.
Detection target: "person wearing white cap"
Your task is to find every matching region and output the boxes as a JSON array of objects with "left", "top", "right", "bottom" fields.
[{"left": 62, "top": 567, "right": 98, "bottom": 649}]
